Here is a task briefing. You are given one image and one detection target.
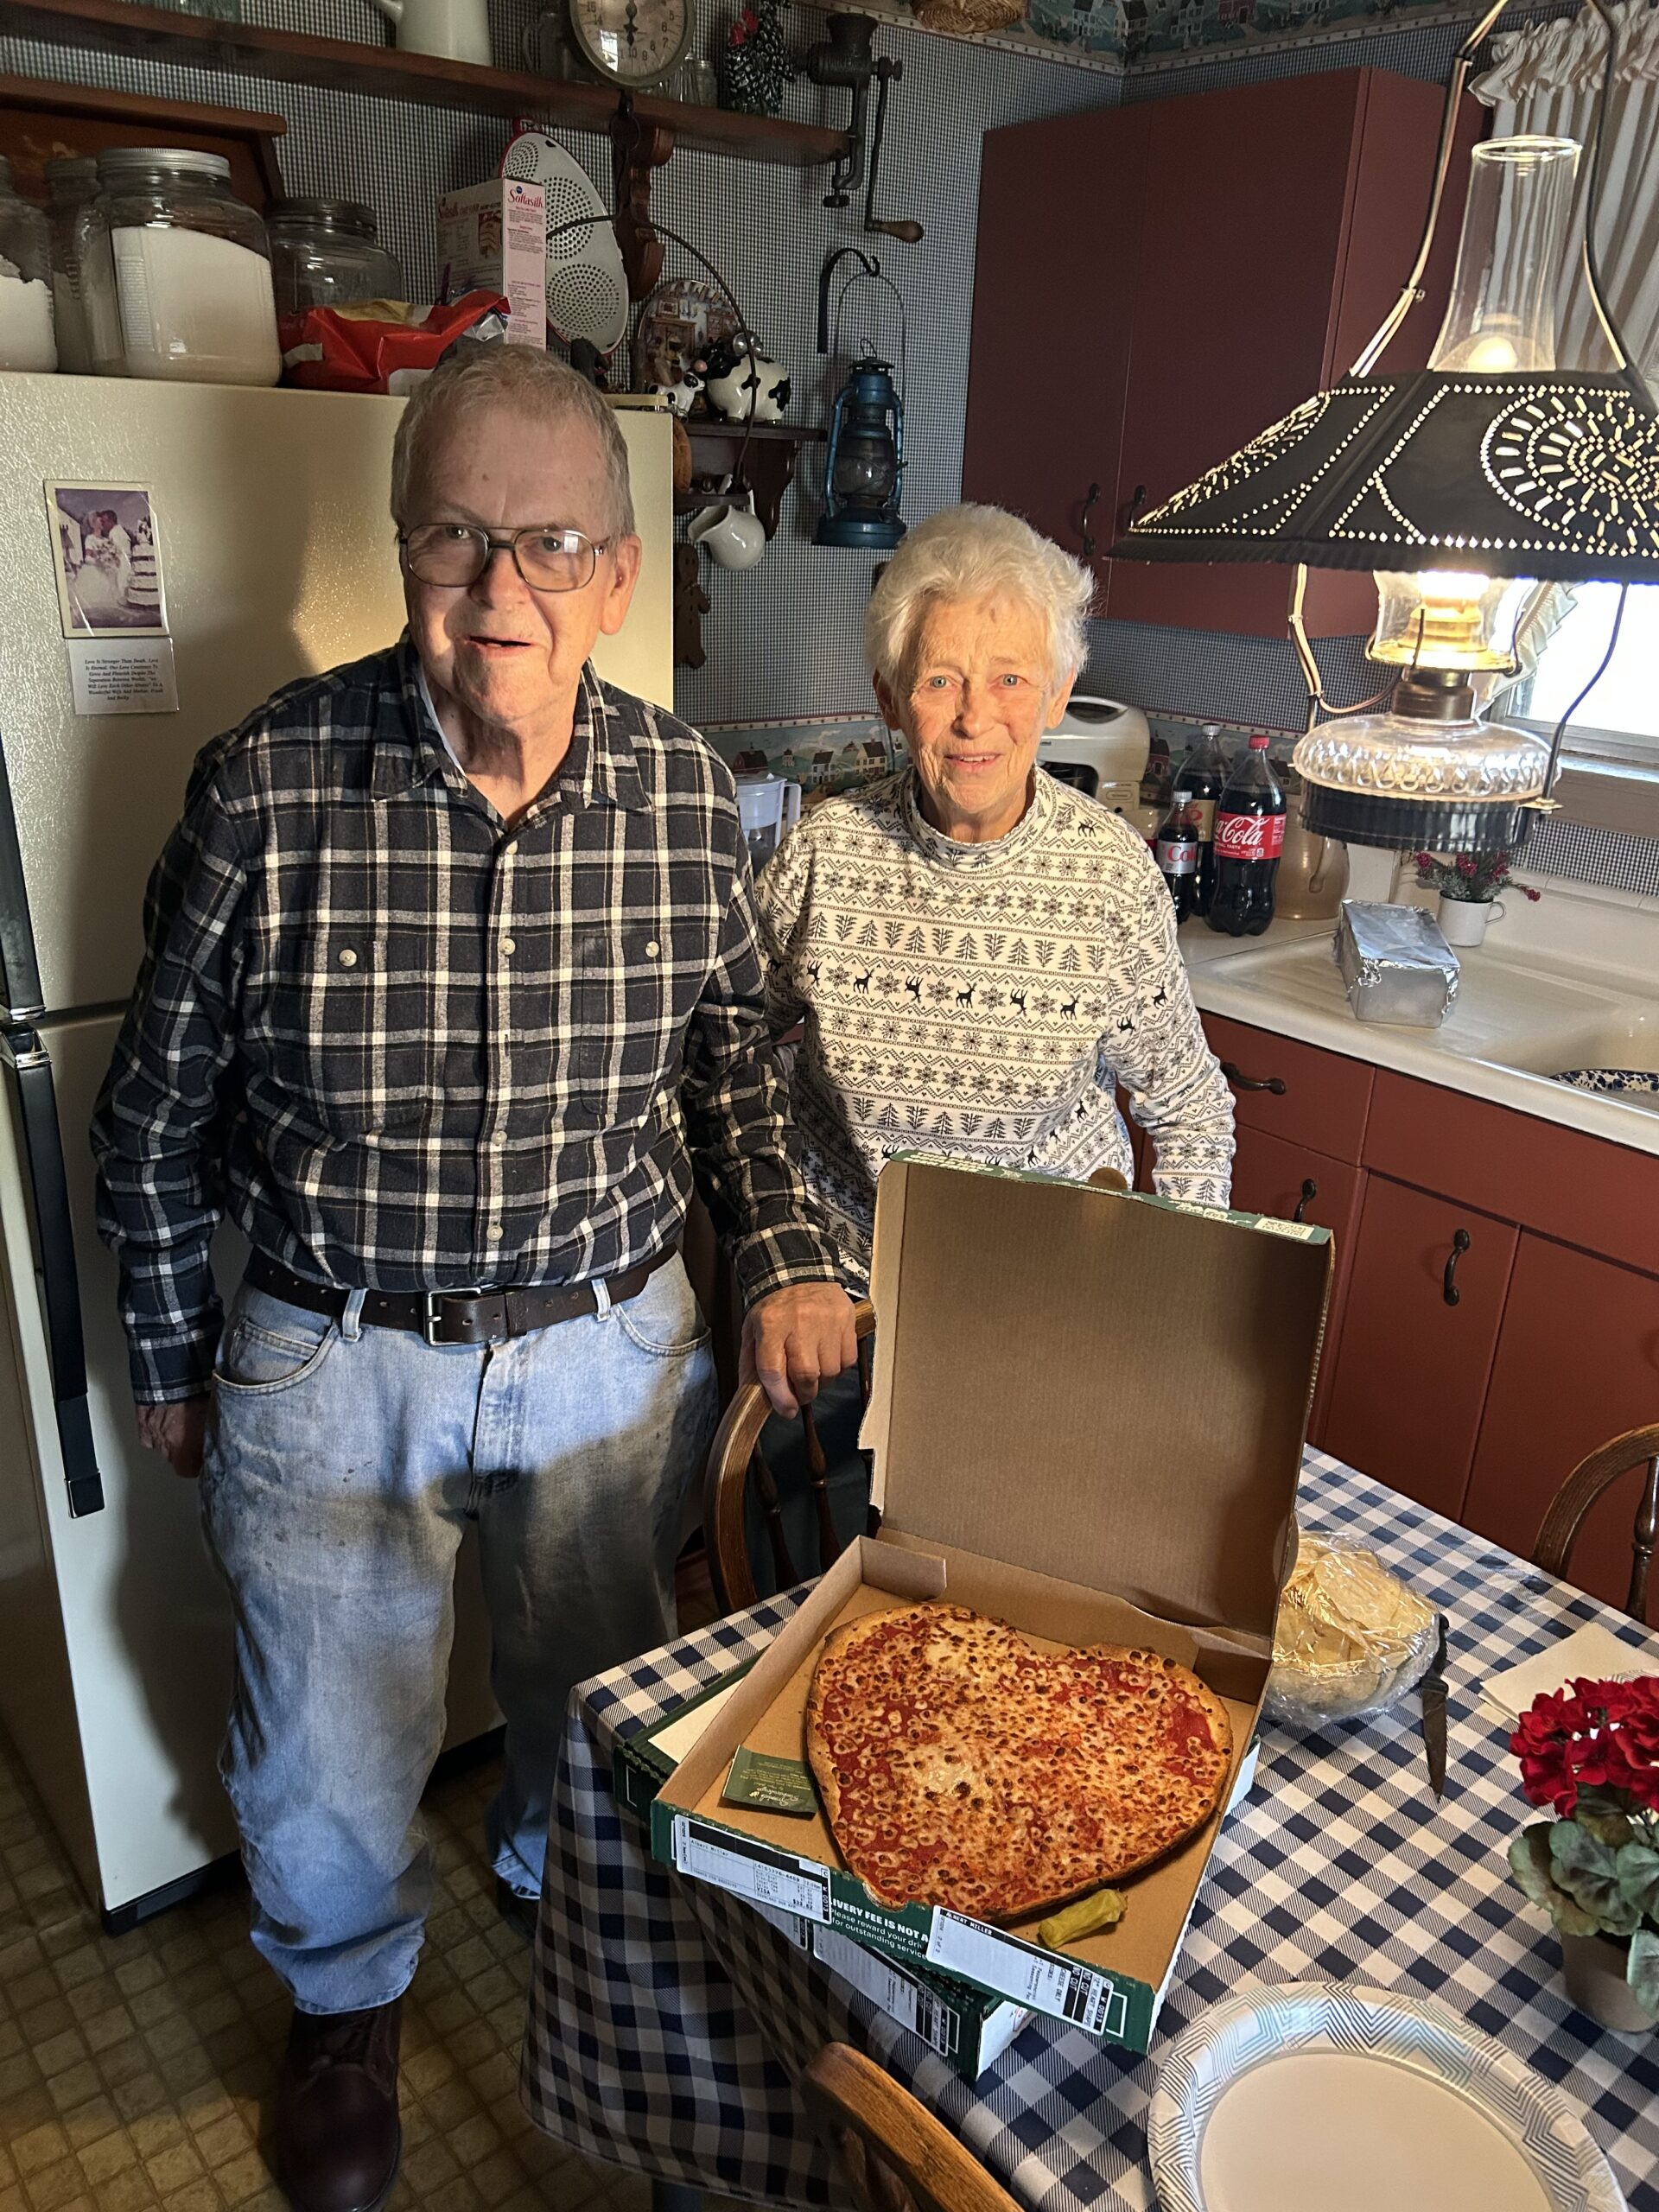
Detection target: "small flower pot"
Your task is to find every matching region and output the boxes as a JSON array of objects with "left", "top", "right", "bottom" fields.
[
  {"left": 1560, "top": 1930, "right": 1657, "bottom": 2033},
  {"left": 1437, "top": 893, "right": 1503, "bottom": 949}
]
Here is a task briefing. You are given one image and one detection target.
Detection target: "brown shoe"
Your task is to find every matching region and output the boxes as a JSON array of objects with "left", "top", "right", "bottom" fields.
[{"left": 272, "top": 1997, "right": 403, "bottom": 2212}]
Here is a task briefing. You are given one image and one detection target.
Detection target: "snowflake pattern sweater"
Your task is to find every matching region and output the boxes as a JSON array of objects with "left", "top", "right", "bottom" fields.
[{"left": 755, "top": 766, "right": 1236, "bottom": 1286}]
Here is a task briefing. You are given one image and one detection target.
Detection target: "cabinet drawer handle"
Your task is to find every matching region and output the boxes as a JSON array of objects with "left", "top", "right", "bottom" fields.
[
  {"left": 1293, "top": 1177, "right": 1318, "bottom": 1224},
  {"left": 1221, "top": 1060, "right": 1287, "bottom": 1096},
  {"left": 1442, "top": 1228, "right": 1471, "bottom": 1306}
]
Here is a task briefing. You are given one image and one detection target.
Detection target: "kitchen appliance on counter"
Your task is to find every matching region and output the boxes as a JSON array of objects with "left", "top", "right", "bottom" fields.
[
  {"left": 1038, "top": 696, "right": 1151, "bottom": 815},
  {"left": 0, "top": 372, "right": 674, "bottom": 1928},
  {"left": 734, "top": 772, "right": 801, "bottom": 865},
  {"left": 1275, "top": 784, "right": 1351, "bottom": 921}
]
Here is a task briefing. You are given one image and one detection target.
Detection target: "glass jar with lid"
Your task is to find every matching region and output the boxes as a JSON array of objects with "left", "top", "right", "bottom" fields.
[
  {"left": 44, "top": 156, "right": 99, "bottom": 374},
  {"left": 76, "top": 148, "right": 281, "bottom": 386},
  {"left": 0, "top": 154, "right": 58, "bottom": 372},
  {"left": 266, "top": 198, "right": 402, "bottom": 316}
]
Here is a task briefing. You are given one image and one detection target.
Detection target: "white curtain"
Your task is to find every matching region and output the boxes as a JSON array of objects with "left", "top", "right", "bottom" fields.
[{"left": 1472, "top": 0, "right": 1659, "bottom": 381}]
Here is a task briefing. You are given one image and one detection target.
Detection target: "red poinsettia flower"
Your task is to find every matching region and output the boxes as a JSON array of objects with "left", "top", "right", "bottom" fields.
[{"left": 1510, "top": 1675, "right": 1659, "bottom": 1815}]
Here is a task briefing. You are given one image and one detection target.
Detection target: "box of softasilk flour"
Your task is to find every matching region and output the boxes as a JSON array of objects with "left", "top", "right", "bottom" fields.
[{"left": 652, "top": 1160, "right": 1329, "bottom": 2055}]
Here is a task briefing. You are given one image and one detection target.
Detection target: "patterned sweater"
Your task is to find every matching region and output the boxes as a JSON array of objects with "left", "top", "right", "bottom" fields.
[{"left": 755, "top": 766, "right": 1236, "bottom": 1286}]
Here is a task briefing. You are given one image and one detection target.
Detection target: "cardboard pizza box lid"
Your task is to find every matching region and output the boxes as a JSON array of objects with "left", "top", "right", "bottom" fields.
[{"left": 861, "top": 1160, "right": 1330, "bottom": 1642}]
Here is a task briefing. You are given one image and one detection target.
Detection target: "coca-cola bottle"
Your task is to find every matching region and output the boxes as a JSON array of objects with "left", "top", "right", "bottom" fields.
[
  {"left": 1174, "top": 724, "right": 1226, "bottom": 916},
  {"left": 1155, "top": 788, "right": 1200, "bottom": 924},
  {"left": 1207, "top": 734, "right": 1286, "bottom": 938}
]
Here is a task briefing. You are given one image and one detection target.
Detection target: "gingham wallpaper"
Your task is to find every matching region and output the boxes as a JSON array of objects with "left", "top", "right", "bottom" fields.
[{"left": 7, "top": 0, "right": 1653, "bottom": 894}]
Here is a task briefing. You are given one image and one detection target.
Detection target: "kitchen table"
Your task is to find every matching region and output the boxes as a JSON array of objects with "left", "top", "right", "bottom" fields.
[{"left": 521, "top": 1448, "right": 1659, "bottom": 2210}]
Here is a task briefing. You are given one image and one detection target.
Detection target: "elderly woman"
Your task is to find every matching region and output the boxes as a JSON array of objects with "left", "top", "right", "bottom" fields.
[{"left": 757, "top": 501, "right": 1236, "bottom": 1294}]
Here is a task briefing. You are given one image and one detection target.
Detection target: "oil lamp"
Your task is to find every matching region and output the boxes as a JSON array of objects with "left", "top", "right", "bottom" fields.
[{"left": 1109, "top": 0, "right": 1659, "bottom": 854}]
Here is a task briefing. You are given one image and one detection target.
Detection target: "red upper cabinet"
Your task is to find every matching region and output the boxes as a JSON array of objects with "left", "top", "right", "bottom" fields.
[
  {"left": 964, "top": 104, "right": 1150, "bottom": 605},
  {"left": 963, "top": 70, "right": 1484, "bottom": 645}
]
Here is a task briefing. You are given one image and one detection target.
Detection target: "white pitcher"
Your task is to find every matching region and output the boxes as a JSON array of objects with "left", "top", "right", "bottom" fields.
[{"left": 368, "top": 0, "right": 492, "bottom": 64}]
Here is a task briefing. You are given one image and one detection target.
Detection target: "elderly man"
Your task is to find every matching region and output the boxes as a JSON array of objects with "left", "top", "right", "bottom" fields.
[{"left": 92, "top": 346, "right": 853, "bottom": 2212}]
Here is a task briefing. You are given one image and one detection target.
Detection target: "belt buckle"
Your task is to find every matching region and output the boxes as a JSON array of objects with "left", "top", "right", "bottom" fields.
[{"left": 423, "top": 1290, "right": 509, "bottom": 1348}]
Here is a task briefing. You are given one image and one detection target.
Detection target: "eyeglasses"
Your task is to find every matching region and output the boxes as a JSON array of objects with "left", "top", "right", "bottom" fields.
[{"left": 398, "top": 523, "right": 613, "bottom": 593}]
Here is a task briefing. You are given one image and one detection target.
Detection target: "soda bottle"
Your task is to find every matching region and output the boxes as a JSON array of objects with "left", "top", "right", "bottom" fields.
[
  {"left": 1207, "top": 733, "right": 1286, "bottom": 937},
  {"left": 1174, "top": 724, "right": 1226, "bottom": 916},
  {"left": 1154, "top": 788, "right": 1200, "bottom": 924}
]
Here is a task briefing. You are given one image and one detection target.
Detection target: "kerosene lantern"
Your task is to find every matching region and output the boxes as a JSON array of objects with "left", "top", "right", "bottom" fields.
[{"left": 816, "top": 346, "right": 906, "bottom": 548}]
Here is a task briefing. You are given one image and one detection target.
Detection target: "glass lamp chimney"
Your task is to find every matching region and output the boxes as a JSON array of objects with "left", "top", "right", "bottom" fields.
[{"left": 1293, "top": 137, "right": 1583, "bottom": 849}]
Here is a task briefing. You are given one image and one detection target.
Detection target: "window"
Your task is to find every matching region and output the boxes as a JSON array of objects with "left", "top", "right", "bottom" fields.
[{"left": 1513, "top": 583, "right": 1659, "bottom": 769}]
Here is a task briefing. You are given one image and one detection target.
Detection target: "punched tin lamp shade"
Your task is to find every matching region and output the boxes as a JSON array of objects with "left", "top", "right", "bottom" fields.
[{"left": 1110, "top": 368, "right": 1659, "bottom": 582}]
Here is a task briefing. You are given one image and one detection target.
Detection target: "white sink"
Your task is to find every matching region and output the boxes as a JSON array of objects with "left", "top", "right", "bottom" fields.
[{"left": 1194, "top": 933, "right": 1659, "bottom": 1116}]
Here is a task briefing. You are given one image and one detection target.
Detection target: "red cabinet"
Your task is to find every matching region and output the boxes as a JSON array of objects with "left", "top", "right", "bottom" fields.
[
  {"left": 1204, "top": 1013, "right": 1374, "bottom": 1160},
  {"left": 1365, "top": 1068, "right": 1659, "bottom": 1281},
  {"left": 1464, "top": 1237, "right": 1659, "bottom": 1623},
  {"left": 1322, "top": 1177, "right": 1519, "bottom": 1520},
  {"left": 963, "top": 71, "right": 1483, "bottom": 641},
  {"left": 967, "top": 105, "right": 1149, "bottom": 601},
  {"left": 1226, "top": 1123, "right": 1363, "bottom": 1446}
]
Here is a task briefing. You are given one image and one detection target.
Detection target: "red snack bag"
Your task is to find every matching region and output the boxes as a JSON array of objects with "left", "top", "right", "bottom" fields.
[{"left": 280, "top": 290, "right": 511, "bottom": 394}]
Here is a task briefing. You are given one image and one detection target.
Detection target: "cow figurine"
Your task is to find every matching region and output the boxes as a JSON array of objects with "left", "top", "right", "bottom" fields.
[
  {"left": 703, "top": 334, "right": 791, "bottom": 425},
  {"left": 645, "top": 362, "right": 706, "bottom": 417}
]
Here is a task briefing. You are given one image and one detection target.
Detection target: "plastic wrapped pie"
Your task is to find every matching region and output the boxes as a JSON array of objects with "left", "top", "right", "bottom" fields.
[{"left": 1265, "top": 1532, "right": 1437, "bottom": 1728}]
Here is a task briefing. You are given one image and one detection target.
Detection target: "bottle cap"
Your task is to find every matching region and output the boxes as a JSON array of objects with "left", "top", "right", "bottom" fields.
[{"left": 1249, "top": 732, "right": 1271, "bottom": 750}]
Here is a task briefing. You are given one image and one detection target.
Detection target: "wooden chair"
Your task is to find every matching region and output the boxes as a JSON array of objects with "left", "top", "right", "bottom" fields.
[
  {"left": 698, "top": 1166, "right": 1127, "bottom": 1612},
  {"left": 1532, "top": 1422, "right": 1659, "bottom": 1620},
  {"left": 702, "top": 1299, "right": 877, "bottom": 1611},
  {"left": 802, "top": 2043, "right": 1019, "bottom": 2212}
]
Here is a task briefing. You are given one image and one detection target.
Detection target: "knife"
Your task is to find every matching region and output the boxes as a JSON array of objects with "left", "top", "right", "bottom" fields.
[{"left": 1420, "top": 1612, "right": 1449, "bottom": 1801}]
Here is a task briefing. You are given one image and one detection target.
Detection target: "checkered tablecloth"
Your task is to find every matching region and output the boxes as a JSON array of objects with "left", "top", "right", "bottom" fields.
[{"left": 522, "top": 1449, "right": 1659, "bottom": 2210}]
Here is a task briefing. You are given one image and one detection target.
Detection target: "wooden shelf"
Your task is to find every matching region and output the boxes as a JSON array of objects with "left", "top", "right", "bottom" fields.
[
  {"left": 678, "top": 420, "right": 826, "bottom": 539},
  {"left": 0, "top": 0, "right": 849, "bottom": 168}
]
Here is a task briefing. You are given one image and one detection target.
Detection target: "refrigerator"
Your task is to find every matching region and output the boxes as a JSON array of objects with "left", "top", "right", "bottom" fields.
[{"left": 0, "top": 372, "right": 677, "bottom": 1926}]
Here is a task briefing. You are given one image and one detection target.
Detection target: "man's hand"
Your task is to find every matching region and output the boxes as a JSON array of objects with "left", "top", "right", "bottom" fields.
[
  {"left": 741, "top": 1282, "right": 858, "bottom": 1419},
  {"left": 136, "top": 1396, "right": 209, "bottom": 1481}
]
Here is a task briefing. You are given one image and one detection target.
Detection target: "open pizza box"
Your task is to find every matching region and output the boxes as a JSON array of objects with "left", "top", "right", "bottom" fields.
[{"left": 652, "top": 1159, "right": 1331, "bottom": 2055}]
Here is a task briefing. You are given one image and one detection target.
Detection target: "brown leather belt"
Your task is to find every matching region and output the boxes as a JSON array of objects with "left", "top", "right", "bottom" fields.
[{"left": 243, "top": 1245, "right": 677, "bottom": 1349}]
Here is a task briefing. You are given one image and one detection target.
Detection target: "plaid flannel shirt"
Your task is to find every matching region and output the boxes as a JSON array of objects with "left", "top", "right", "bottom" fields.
[{"left": 92, "top": 640, "right": 840, "bottom": 1403}]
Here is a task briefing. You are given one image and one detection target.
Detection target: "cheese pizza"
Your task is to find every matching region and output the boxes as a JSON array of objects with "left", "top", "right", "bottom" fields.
[{"left": 804, "top": 1602, "right": 1233, "bottom": 1921}]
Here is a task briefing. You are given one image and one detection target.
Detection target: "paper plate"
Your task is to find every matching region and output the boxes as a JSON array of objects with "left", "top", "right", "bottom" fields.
[
  {"left": 500, "top": 131, "right": 630, "bottom": 353},
  {"left": 1148, "top": 1982, "right": 1625, "bottom": 2212}
]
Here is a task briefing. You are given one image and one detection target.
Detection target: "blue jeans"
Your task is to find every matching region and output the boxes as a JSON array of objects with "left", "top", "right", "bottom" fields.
[{"left": 199, "top": 1255, "right": 716, "bottom": 2014}]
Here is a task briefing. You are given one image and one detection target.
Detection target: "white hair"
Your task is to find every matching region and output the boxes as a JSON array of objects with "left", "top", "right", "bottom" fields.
[
  {"left": 863, "top": 504, "right": 1092, "bottom": 694},
  {"left": 390, "top": 343, "right": 635, "bottom": 539}
]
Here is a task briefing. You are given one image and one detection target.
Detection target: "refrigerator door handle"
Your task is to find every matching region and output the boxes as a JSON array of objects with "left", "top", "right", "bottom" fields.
[
  {"left": 0, "top": 728, "right": 46, "bottom": 1023},
  {"left": 2, "top": 1024, "right": 105, "bottom": 1516}
]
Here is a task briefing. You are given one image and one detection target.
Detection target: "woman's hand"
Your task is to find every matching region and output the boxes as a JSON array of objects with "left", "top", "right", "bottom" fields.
[{"left": 741, "top": 1282, "right": 859, "bottom": 1418}]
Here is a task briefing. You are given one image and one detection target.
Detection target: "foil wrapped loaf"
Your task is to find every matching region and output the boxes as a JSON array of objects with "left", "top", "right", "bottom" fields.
[
  {"left": 1266, "top": 1532, "right": 1439, "bottom": 1728},
  {"left": 1334, "top": 899, "right": 1460, "bottom": 1027}
]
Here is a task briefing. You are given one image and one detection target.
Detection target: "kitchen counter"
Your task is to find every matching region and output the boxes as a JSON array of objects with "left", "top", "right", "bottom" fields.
[{"left": 1178, "top": 882, "right": 1659, "bottom": 1160}]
